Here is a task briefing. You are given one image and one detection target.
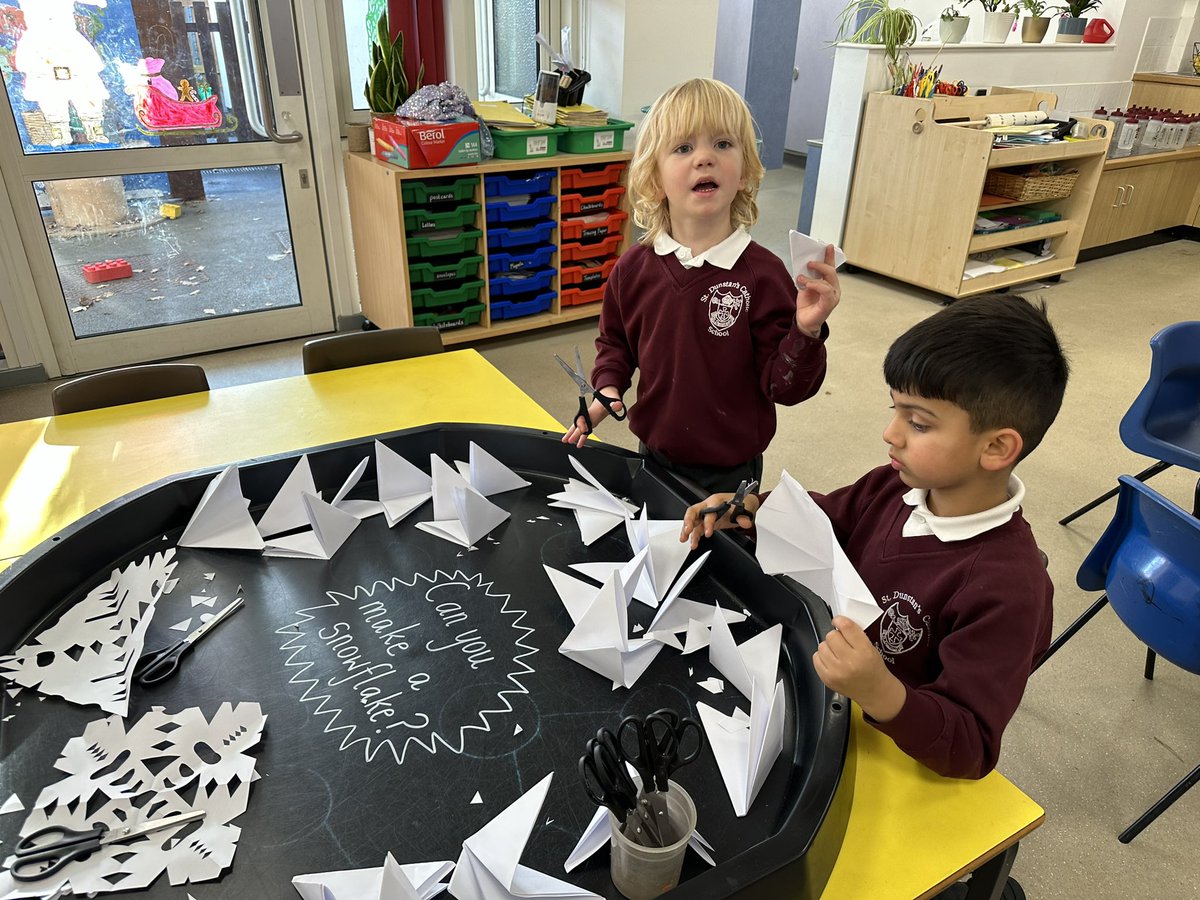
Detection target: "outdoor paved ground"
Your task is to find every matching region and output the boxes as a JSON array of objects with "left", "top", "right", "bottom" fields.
[{"left": 48, "top": 166, "right": 302, "bottom": 338}]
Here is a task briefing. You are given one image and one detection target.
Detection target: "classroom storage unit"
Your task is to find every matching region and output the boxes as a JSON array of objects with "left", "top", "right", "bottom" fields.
[
  {"left": 842, "top": 89, "right": 1112, "bottom": 299},
  {"left": 344, "top": 151, "right": 632, "bottom": 342}
]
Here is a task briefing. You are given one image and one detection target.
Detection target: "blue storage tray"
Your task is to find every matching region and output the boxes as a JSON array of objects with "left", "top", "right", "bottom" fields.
[
  {"left": 489, "top": 267, "right": 555, "bottom": 297},
  {"left": 488, "top": 220, "right": 556, "bottom": 249},
  {"left": 488, "top": 243, "right": 556, "bottom": 273},
  {"left": 490, "top": 289, "right": 556, "bottom": 320},
  {"left": 486, "top": 194, "right": 557, "bottom": 225},
  {"left": 484, "top": 171, "right": 555, "bottom": 198}
]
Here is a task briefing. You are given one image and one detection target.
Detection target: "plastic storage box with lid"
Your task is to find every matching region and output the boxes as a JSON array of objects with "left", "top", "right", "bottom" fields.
[
  {"left": 407, "top": 227, "right": 482, "bottom": 259},
  {"left": 488, "top": 244, "right": 556, "bottom": 274},
  {"left": 560, "top": 284, "right": 605, "bottom": 307},
  {"left": 561, "top": 185, "right": 625, "bottom": 216},
  {"left": 491, "top": 126, "right": 566, "bottom": 160},
  {"left": 485, "top": 171, "right": 555, "bottom": 197},
  {"left": 412, "top": 302, "right": 486, "bottom": 331},
  {"left": 489, "top": 268, "right": 555, "bottom": 297},
  {"left": 561, "top": 256, "right": 618, "bottom": 287},
  {"left": 490, "top": 289, "right": 556, "bottom": 320},
  {"left": 401, "top": 175, "right": 478, "bottom": 206},
  {"left": 488, "top": 220, "right": 556, "bottom": 249},
  {"left": 409, "top": 255, "right": 484, "bottom": 284},
  {"left": 404, "top": 202, "right": 481, "bottom": 233},
  {"left": 560, "top": 119, "right": 634, "bottom": 154},
  {"left": 560, "top": 163, "right": 626, "bottom": 191},
  {"left": 561, "top": 233, "right": 623, "bottom": 261},
  {"left": 411, "top": 278, "right": 485, "bottom": 310},
  {"left": 560, "top": 210, "right": 628, "bottom": 242},
  {"left": 485, "top": 194, "right": 556, "bottom": 225}
]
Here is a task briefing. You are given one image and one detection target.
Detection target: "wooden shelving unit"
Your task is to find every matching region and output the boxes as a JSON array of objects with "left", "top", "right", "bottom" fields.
[
  {"left": 842, "top": 89, "right": 1112, "bottom": 298},
  {"left": 344, "top": 149, "right": 633, "bottom": 345}
]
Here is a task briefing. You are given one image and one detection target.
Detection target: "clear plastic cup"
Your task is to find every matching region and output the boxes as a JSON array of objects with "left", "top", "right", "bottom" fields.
[{"left": 608, "top": 779, "right": 697, "bottom": 900}]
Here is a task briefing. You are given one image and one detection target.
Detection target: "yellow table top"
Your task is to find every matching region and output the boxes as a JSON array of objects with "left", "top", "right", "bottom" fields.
[{"left": 0, "top": 348, "right": 1043, "bottom": 898}]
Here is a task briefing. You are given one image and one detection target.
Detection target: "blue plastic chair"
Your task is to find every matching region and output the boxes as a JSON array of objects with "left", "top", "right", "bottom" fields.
[
  {"left": 1060, "top": 321, "right": 1200, "bottom": 526},
  {"left": 1075, "top": 476, "right": 1200, "bottom": 842}
]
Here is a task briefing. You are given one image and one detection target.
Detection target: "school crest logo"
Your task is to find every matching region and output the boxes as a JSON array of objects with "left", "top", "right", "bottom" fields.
[
  {"left": 702, "top": 281, "right": 749, "bottom": 337},
  {"left": 877, "top": 601, "right": 924, "bottom": 655}
]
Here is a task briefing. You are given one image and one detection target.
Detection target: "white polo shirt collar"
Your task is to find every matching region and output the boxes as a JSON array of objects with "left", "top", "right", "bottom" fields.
[
  {"left": 653, "top": 226, "right": 750, "bottom": 269},
  {"left": 901, "top": 475, "right": 1026, "bottom": 541}
]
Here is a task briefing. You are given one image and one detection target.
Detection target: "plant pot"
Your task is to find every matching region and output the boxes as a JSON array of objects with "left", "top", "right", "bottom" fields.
[
  {"left": 347, "top": 122, "right": 370, "bottom": 153},
  {"left": 940, "top": 16, "right": 970, "bottom": 44},
  {"left": 982, "top": 11, "right": 1017, "bottom": 44},
  {"left": 1021, "top": 16, "right": 1051, "bottom": 43},
  {"left": 1055, "top": 15, "right": 1086, "bottom": 43}
]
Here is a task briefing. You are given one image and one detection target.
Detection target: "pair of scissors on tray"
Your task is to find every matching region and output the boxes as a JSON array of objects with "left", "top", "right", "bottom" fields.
[
  {"left": 554, "top": 346, "right": 627, "bottom": 435},
  {"left": 132, "top": 597, "right": 244, "bottom": 686},
  {"left": 10, "top": 809, "right": 206, "bottom": 882},
  {"left": 698, "top": 479, "right": 759, "bottom": 527},
  {"left": 579, "top": 730, "right": 663, "bottom": 847}
]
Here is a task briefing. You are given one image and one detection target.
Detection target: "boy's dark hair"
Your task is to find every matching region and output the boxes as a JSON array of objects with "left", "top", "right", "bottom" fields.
[{"left": 883, "top": 294, "right": 1069, "bottom": 461}]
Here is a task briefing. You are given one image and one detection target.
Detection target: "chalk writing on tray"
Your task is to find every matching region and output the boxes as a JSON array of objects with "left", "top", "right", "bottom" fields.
[{"left": 276, "top": 569, "right": 538, "bottom": 764}]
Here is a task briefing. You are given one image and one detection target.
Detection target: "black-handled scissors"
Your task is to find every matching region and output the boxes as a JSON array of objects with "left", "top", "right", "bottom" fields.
[
  {"left": 618, "top": 708, "right": 705, "bottom": 793},
  {"left": 698, "top": 479, "right": 759, "bottom": 527},
  {"left": 132, "top": 597, "right": 244, "bottom": 686},
  {"left": 11, "top": 809, "right": 206, "bottom": 882},
  {"left": 579, "top": 732, "right": 661, "bottom": 847},
  {"left": 554, "top": 346, "right": 627, "bottom": 435}
]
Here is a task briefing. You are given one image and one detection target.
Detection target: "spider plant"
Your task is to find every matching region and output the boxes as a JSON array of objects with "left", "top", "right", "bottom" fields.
[{"left": 835, "top": 1, "right": 921, "bottom": 92}]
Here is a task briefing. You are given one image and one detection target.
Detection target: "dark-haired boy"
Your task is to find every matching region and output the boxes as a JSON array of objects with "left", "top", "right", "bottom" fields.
[{"left": 681, "top": 294, "right": 1069, "bottom": 780}]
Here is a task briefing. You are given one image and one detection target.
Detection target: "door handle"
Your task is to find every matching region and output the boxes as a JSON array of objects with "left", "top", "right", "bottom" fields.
[
  {"left": 1123, "top": 184, "right": 1135, "bottom": 206},
  {"left": 1113, "top": 185, "right": 1125, "bottom": 208},
  {"left": 244, "top": 0, "right": 302, "bottom": 143}
]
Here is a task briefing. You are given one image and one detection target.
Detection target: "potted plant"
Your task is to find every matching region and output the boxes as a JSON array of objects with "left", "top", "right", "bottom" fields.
[
  {"left": 1053, "top": 0, "right": 1101, "bottom": 43},
  {"left": 361, "top": 12, "right": 423, "bottom": 150},
  {"left": 1020, "top": 0, "right": 1052, "bottom": 42},
  {"left": 974, "top": 0, "right": 1018, "bottom": 43},
  {"left": 835, "top": 0, "right": 921, "bottom": 93},
  {"left": 940, "top": 4, "right": 970, "bottom": 43}
]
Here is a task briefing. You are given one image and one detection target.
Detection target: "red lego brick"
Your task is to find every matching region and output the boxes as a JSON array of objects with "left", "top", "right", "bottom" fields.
[{"left": 82, "top": 259, "right": 134, "bottom": 284}]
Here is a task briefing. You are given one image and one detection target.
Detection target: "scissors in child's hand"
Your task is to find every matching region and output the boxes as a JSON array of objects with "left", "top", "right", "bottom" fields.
[
  {"left": 554, "top": 346, "right": 626, "bottom": 435},
  {"left": 11, "top": 809, "right": 206, "bottom": 882},
  {"left": 698, "top": 479, "right": 759, "bottom": 527},
  {"left": 133, "top": 597, "right": 244, "bottom": 686}
]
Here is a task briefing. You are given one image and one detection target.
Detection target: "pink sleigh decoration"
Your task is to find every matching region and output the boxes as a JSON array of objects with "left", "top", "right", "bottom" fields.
[{"left": 130, "top": 57, "right": 222, "bottom": 132}]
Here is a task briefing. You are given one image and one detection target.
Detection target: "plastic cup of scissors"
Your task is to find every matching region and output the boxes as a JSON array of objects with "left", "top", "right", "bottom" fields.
[{"left": 608, "top": 777, "right": 697, "bottom": 900}]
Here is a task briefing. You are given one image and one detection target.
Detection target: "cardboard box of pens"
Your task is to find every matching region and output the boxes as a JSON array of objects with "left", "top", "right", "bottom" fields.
[{"left": 371, "top": 115, "right": 482, "bottom": 169}]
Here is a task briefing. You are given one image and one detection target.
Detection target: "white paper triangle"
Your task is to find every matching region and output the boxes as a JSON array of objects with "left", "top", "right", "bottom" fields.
[
  {"left": 256, "top": 455, "right": 320, "bottom": 537},
  {"left": 263, "top": 492, "right": 360, "bottom": 559},
  {"left": 466, "top": 442, "right": 531, "bottom": 496},
  {"left": 179, "top": 464, "right": 265, "bottom": 550},
  {"left": 376, "top": 440, "right": 433, "bottom": 527}
]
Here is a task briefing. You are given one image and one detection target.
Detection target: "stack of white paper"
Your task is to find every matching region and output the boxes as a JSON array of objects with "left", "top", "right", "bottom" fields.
[
  {"left": 546, "top": 457, "right": 636, "bottom": 545},
  {"left": 554, "top": 551, "right": 663, "bottom": 689},
  {"left": 179, "top": 464, "right": 264, "bottom": 550},
  {"left": 754, "top": 471, "right": 882, "bottom": 629},
  {"left": 262, "top": 493, "right": 360, "bottom": 559},
  {"left": 416, "top": 456, "right": 510, "bottom": 548},
  {"left": 455, "top": 442, "right": 532, "bottom": 496},
  {"left": 375, "top": 440, "right": 433, "bottom": 527},
  {"left": 448, "top": 773, "right": 600, "bottom": 900},
  {"left": 293, "top": 853, "right": 454, "bottom": 900},
  {"left": 257, "top": 456, "right": 322, "bottom": 538}
]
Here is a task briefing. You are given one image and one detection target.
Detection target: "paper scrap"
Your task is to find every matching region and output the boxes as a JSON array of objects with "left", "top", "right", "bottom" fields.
[
  {"left": 0, "top": 795, "right": 23, "bottom": 816},
  {"left": 697, "top": 677, "right": 724, "bottom": 694}
]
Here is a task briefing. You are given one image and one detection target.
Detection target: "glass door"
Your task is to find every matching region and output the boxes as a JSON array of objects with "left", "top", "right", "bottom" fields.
[{"left": 0, "top": 0, "right": 333, "bottom": 375}]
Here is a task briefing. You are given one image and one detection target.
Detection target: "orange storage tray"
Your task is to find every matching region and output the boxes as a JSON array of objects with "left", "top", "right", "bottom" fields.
[
  {"left": 560, "top": 234, "right": 623, "bottom": 262},
  {"left": 560, "top": 209, "right": 628, "bottom": 242},
  {"left": 560, "top": 255, "right": 618, "bottom": 287},
  {"left": 560, "top": 185, "right": 626, "bottom": 216},
  {"left": 560, "top": 284, "right": 606, "bottom": 307},
  {"left": 559, "top": 162, "right": 627, "bottom": 191}
]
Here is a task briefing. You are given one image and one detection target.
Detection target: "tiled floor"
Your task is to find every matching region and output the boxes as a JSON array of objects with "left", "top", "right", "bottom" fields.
[{"left": 3, "top": 162, "right": 1199, "bottom": 899}]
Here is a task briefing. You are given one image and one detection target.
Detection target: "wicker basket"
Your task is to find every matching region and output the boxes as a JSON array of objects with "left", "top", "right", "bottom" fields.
[{"left": 984, "top": 169, "right": 1079, "bottom": 201}]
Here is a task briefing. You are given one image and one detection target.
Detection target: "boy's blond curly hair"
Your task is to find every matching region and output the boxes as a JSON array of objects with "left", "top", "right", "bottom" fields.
[{"left": 627, "top": 78, "right": 765, "bottom": 245}]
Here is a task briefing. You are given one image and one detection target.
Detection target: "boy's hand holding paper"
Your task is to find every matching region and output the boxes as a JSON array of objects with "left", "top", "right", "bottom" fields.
[{"left": 789, "top": 230, "right": 846, "bottom": 338}]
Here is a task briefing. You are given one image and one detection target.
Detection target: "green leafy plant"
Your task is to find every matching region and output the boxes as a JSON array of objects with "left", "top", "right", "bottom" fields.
[
  {"left": 1022, "top": 0, "right": 1052, "bottom": 14},
  {"left": 365, "top": 13, "right": 424, "bottom": 115},
  {"left": 973, "top": 0, "right": 1018, "bottom": 11},
  {"left": 1053, "top": 0, "right": 1101, "bottom": 15},
  {"left": 835, "top": 1, "right": 921, "bottom": 91},
  {"left": 942, "top": 4, "right": 966, "bottom": 19}
]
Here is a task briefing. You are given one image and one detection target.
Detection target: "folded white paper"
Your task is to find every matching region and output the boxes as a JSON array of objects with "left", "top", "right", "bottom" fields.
[
  {"left": 332, "top": 456, "right": 386, "bottom": 519},
  {"left": 546, "top": 457, "right": 636, "bottom": 546},
  {"left": 754, "top": 471, "right": 882, "bottom": 629},
  {"left": 293, "top": 853, "right": 454, "bottom": 900},
  {"left": 570, "top": 510, "right": 702, "bottom": 609},
  {"left": 707, "top": 613, "right": 781, "bottom": 704},
  {"left": 375, "top": 440, "right": 433, "bottom": 527},
  {"left": 696, "top": 676, "right": 786, "bottom": 817},
  {"left": 788, "top": 228, "right": 846, "bottom": 277},
  {"left": 448, "top": 772, "right": 599, "bottom": 900},
  {"left": 179, "top": 464, "right": 265, "bottom": 550},
  {"left": 455, "top": 442, "right": 532, "bottom": 496},
  {"left": 262, "top": 492, "right": 360, "bottom": 559},
  {"left": 416, "top": 456, "right": 510, "bottom": 549},
  {"left": 257, "top": 455, "right": 321, "bottom": 537}
]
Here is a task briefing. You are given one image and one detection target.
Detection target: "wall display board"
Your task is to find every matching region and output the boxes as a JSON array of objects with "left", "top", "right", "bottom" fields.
[{"left": 0, "top": 426, "right": 852, "bottom": 898}]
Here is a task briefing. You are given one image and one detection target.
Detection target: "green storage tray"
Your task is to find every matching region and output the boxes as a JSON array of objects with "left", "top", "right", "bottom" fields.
[
  {"left": 400, "top": 176, "right": 478, "bottom": 206},
  {"left": 559, "top": 118, "right": 634, "bottom": 154},
  {"left": 408, "top": 255, "right": 484, "bottom": 285},
  {"left": 491, "top": 126, "right": 566, "bottom": 160},
  {"left": 404, "top": 202, "right": 481, "bottom": 233},
  {"left": 413, "top": 303, "right": 486, "bottom": 331},
  {"left": 411, "top": 279, "right": 485, "bottom": 310},
  {"left": 406, "top": 227, "right": 482, "bottom": 259}
]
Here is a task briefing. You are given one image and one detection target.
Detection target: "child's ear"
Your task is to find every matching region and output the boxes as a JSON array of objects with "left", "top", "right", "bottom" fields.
[{"left": 979, "top": 428, "right": 1023, "bottom": 472}]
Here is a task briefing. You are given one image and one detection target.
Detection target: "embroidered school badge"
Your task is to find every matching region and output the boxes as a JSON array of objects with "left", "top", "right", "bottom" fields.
[
  {"left": 702, "top": 281, "right": 749, "bottom": 336},
  {"left": 877, "top": 601, "right": 924, "bottom": 655}
]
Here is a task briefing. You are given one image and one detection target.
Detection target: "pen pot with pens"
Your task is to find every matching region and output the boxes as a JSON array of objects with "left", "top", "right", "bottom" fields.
[{"left": 580, "top": 710, "right": 705, "bottom": 899}]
